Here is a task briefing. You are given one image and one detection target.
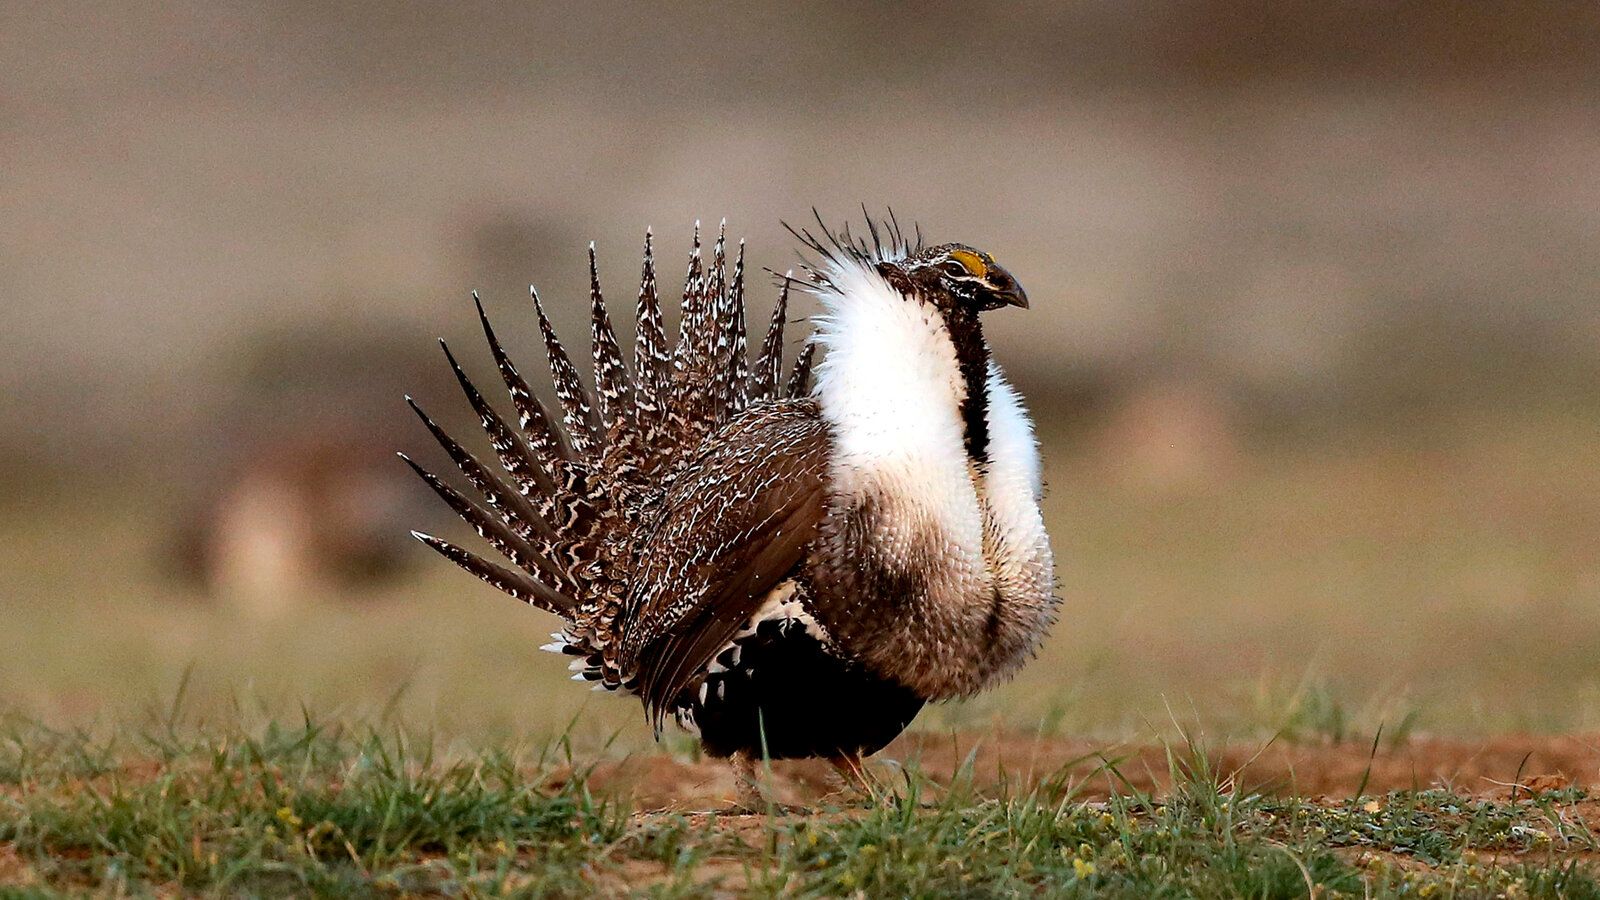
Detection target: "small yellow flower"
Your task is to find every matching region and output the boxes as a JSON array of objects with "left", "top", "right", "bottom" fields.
[
  {"left": 1100, "top": 812, "right": 1115, "bottom": 828},
  {"left": 1072, "top": 858, "right": 1097, "bottom": 878},
  {"left": 276, "top": 807, "right": 303, "bottom": 829}
]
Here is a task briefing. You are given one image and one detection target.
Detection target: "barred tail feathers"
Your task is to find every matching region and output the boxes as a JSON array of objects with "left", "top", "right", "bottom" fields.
[{"left": 404, "top": 223, "right": 805, "bottom": 683}]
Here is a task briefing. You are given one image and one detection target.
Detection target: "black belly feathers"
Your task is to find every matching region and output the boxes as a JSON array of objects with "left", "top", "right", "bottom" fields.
[
  {"left": 403, "top": 222, "right": 915, "bottom": 759},
  {"left": 690, "top": 609, "right": 924, "bottom": 760}
]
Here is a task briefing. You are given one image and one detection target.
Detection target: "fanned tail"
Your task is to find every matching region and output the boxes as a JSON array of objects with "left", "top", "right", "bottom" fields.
[
  {"left": 473, "top": 293, "right": 574, "bottom": 463},
  {"left": 753, "top": 277, "right": 788, "bottom": 400},
  {"left": 531, "top": 285, "right": 603, "bottom": 459},
  {"left": 403, "top": 221, "right": 810, "bottom": 686},
  {"left": 589, "top": 244, "right": 632, "bottom": 438}
]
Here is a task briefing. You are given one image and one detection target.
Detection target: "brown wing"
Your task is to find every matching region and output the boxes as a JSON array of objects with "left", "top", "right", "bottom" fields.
[{"left": 620, "top": 399, "right": 830, "bottom": 731}]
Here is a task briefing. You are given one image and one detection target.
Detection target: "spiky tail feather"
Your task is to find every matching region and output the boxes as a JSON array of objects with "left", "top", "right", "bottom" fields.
[{"left": 406, "top": 223, "right": 815, "bottom": 687}]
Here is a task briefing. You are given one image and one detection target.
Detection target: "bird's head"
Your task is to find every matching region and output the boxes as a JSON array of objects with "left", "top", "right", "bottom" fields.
[{"left": 877, "top": 243, "right": 1029, "bottom": 314}]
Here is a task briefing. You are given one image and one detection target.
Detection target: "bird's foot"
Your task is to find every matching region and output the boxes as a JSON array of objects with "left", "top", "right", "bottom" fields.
[
  {"left": 716, "top": 799, "right": 811, "bottom": 816},
  {"left": 726, "top": 751, "right": 806, "bottom": 814},
  {"left": 824, "top": 753, "right": 888, "bottom": 806}
]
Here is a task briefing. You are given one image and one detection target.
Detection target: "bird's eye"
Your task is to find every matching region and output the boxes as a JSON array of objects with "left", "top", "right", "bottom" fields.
[{"left": 943, "top": 249, "right": 988, "bottom": 279}]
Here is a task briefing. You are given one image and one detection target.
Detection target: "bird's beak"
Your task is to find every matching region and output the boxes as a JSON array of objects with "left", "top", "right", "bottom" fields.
[{"left": 984, "top": 284, "right": 1029, "bottom": 310}]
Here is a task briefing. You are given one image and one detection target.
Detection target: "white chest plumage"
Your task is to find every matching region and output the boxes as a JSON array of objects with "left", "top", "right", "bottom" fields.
[{"left": 806, "top": 260, "right": 1058, "bottom": 698}]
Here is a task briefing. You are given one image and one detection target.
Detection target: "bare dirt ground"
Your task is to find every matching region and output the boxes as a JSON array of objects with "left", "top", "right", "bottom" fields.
[{"left": 564, "top": 732, "right": 1600, "bottom": 810}]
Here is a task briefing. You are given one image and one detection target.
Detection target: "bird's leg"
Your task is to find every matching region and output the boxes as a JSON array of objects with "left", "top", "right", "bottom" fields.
[
  {"left": 726, "top": 751, "right": 807, "bottom": 815},
  {"left": 729, "top": 751, "right": 766, "bottom": 812},
  {"left": 825, "top": 752, "right": 880, "bottom": 805}
]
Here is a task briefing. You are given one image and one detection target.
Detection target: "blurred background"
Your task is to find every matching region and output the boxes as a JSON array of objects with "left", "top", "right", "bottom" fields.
[{"left": 3, "top": 1, "right": 1598, "bottom": 747}]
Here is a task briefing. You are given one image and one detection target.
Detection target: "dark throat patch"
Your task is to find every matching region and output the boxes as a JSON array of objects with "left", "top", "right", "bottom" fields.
[{"left": 940, "top": 304, "right": 991, "bottom": 465}]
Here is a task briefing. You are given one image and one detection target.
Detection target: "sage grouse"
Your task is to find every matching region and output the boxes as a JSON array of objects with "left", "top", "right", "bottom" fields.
[{"left": 404, "top": 215, "right": 1057, "bottom": 787}]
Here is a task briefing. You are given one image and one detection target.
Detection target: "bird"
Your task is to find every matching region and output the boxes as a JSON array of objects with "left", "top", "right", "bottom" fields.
[{"left": 402, "top": 213, "right": 1058, "bottom": 805}]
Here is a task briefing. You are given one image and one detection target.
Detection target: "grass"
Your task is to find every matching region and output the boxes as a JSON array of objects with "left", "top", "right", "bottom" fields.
[{"left": 2, "top": 713, "right": 1598, "bottom": 898}]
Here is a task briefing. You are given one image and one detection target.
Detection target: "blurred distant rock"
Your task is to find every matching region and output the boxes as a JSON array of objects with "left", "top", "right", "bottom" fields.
[
  {"left": 169, "top": 429, "right": 423, "bottom": 615},
  {"left": 163, "top": 322, "right": 454, "bottom": 613}
]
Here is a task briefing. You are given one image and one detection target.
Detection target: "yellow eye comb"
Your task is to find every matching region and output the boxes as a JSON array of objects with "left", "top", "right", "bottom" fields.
[{"left": 947, "top": 249, "right": 988, "bottom": 278}]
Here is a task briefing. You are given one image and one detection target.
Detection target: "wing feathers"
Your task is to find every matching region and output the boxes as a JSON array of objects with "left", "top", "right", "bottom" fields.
[
  {"left": 638, "top": 488, "right": 824, "bottom": 728},
  {"left": 621, "top": 403, "right": 830, "bottom": 729}
]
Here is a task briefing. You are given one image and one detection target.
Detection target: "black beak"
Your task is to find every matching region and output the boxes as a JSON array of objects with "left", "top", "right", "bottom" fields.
[
  {"left": 976, "top": 263, "right": 1029, "bottom": 310},
  {"left": 982, "top": 283, "right": 1029, "bottom": 310}
]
